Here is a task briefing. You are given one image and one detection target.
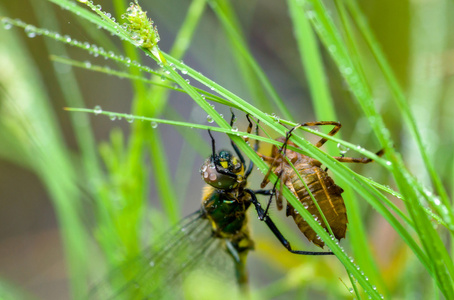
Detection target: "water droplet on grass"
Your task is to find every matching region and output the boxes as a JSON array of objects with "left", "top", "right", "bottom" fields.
[
  {"left": 337, "top": 143, "right": 349, "bottom": 155},
  {"left": 2, "top": 19, "right": 12, "bottom": 30},
  {"left": 25, "top": 25, "right": 37, "bottom": 38},
  {"left": 94, "top": 105, "right": 102, "bottom": 115},
  {"left": 126, "top": 115, "right": 134, "bottom": 123}
]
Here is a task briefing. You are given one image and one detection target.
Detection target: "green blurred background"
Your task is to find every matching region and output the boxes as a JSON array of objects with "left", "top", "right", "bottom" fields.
[{"left": 0, "top": 0, "right": 453, "bottom": 299}]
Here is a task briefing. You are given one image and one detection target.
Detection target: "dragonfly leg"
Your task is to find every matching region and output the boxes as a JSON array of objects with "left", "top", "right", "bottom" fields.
[{"left": 245, "top": 189, "right": 334, "bottom": 256}]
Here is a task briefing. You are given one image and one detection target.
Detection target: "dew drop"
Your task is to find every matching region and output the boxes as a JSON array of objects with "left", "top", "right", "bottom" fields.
[
  {"left": 151, "top": 121, "right": 158, "bottom": 129},
  {"left": 109, "top": 114, "right": 117, "bottom": 121},
  {"left": 181, "top": 68, "right": 188, "bottom": 75},
  {"left": 337, "top": 143, "right": 349, "bottom": 155},
  {"left": 126, "top": 115, "right": 134, "bottom": 123},
  {"left": 2, "top": 19, "right": 12, "bottom": 30},
  {"left": 94, "top": 105, "right": 102, "bottom": 115},
  {"left": 231, "top": 126, "right": 238, "bottom": 132},
  {"left": 433, "top": 197, "right": 441, "bottom": 206},
  {"left": 25, "top": 25, "right": 37, "bottom": 38},
  {"left": 207, "top": 115, "right": 214, "bottom": 123}
]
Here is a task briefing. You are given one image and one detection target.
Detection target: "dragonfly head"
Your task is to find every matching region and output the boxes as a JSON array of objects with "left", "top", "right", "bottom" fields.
[{"left": 200, "top": 150, "right": 244, "bottom": 190}]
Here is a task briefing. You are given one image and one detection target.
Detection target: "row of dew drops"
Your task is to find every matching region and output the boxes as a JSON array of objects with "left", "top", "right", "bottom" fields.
[
  {"left": 93, "top": 105, "right": 158, "bottom": 128},
  {"left": 1, "top": 17, "right": 155, "bottom": 74},
  {"left": 93, "top": 103, "right": 239, "bottom": 132}
]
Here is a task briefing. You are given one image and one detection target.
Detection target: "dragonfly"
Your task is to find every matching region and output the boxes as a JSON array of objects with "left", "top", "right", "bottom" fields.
[{"left": 91, "top": 113, "right": 333, "bottom": 299}]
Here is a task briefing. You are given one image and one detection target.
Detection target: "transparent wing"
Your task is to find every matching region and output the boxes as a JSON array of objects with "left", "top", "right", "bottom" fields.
[{"left": 89, "top": 210, "right": 236, "bottom": 300}]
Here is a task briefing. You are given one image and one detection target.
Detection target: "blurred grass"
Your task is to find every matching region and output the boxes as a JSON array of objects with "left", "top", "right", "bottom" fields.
[{"left": 0, "top": 0, "right": 453, "bottom": 299}]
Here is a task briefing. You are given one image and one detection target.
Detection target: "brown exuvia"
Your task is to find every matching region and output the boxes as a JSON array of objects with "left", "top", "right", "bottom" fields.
[{"left": 258, "top": 121, "right": 383, "bottom": 248}]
